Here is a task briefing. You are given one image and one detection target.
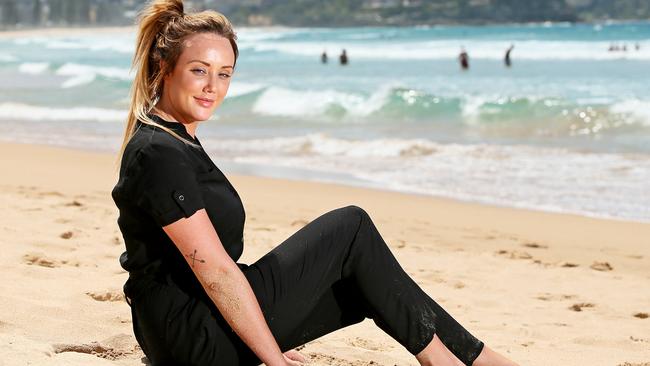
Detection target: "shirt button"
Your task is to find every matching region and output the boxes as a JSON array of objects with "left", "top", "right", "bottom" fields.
[{"left": 178, "top": 194, "right": 185, "bottom": 201}]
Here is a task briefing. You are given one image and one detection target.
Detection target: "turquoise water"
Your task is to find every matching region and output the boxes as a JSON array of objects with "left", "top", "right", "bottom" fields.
[{"left": 1, "top": 22, "right": 649, "bottom": 221}]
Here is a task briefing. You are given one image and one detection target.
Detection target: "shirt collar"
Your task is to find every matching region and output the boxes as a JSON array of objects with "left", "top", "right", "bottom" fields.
[{"left": 144, "top": 114, "right": 200, "bottom": 144}]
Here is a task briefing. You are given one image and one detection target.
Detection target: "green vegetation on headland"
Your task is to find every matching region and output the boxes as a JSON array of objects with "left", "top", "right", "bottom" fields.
[
  {"left": 228, "top": 0, "right": 650, "bottom": 27},
  {"left": 1, "top": 0, "right": 650, "bottom": 29}
]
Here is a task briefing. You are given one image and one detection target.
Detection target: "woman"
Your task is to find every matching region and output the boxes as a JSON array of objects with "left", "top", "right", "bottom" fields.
[{"left": 112, "top": 1, "right": 519, "bottom": 365}]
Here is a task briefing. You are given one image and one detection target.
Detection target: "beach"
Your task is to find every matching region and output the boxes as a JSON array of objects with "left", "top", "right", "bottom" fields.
[
  {"left": 0, "top": 141, "right": 648, "bottom": 366},
  {"left": 1, "top": 21, "right": 650, "bottom": 365}
]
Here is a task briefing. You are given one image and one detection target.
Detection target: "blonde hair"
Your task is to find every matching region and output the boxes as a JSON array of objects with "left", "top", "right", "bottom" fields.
[{"left": 117, "top": 0, "right": 238, "bottom": 163}]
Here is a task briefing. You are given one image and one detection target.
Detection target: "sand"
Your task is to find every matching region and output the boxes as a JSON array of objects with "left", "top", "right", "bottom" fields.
[{"left": 0, "top": 141, "right": 648, "bottom": 366}]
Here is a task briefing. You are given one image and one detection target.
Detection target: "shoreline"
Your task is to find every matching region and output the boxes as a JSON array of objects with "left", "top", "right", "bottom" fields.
[
  {"left": 1, "top": 140, "right": 649, "bottom": 365},
  {"left": 2, "top": 139, "right": 649, "bottom": 273},
  {"left": 3, "top": 138, "right": 648, "bottom": 225}
]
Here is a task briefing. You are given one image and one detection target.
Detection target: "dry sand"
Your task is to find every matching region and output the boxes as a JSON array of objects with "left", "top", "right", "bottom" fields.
[{"left": 0, "top": 141, "right": 648, "bottom": 366}]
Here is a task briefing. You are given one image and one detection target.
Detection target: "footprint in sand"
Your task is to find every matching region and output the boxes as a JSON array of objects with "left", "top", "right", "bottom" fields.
[
  {"left": 86, "top": 290, "right": 125, "bottom": 302},
  {"left": 52, "top": 334, "right": 139, "bottom": 361},
  {"left": 569, "top": 303, "right": 595, "bottom": 312},
  {"left": 453, "top": 281, "right": 466, "bottom": 289},
  {"left": 53, "top": 342, "right": 126, "bottom": 360},
  {"left": 522, "top": 242, "right": 548, "bottom": 249},
  {"left": 307, "top": 352, "right": 386, "bottom": 366},
  {"left": 633, "top": 312, "right": 648, "bottom": 319},
  {"left": 346, "top": 337, "right": 392, "bottom": 351},
  {"left": 559, "top": 262, "right": 579, "bottom": 268},
  {"left": 23, "top": 253, "right": 59, "bottom": 268},
  {"left": 535, "top": 293, "right": 576, "bottom": 301},
  {"left": 252, "top": 226, "right": 275, "bottom": 232},
  {"left": 60, "top": 231, "right": 73, "bottom": 239},
  {"left": 629, "top": 335, "right": 650, "bottom": 343},
  {"left": 496, "top": 249, "right": 533, "bottom": 260},
  {"left": 23, "top": 253, "right": 80, "bottom": 268},
  {"left": 64, "top": 200, "right": 83, "bottom": 207},
  {"left": 590, "top": 261, "right": 613, "bottom": 271}
]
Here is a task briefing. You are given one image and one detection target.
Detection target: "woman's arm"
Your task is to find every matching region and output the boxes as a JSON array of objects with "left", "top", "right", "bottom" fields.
[{"left": 163, "top": 209, "right": 294, "bottom": 366}]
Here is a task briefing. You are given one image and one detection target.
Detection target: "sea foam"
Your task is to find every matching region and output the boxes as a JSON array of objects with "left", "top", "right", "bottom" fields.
[
  {"left": 0, "top": 103, "right": 126, "bottom": 122},
  {"left": 18, "top": 62, "right": 49, "bottom": 75}
]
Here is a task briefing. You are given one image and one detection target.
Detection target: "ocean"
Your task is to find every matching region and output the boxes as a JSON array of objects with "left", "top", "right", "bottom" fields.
[{"left": 1, "top": 22, "right": 649, "bottom": 222}]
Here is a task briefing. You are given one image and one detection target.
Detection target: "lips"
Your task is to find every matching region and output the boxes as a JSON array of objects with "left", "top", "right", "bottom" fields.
[{"left": 194, "top": 96, "right": 215, "bottom": 108}]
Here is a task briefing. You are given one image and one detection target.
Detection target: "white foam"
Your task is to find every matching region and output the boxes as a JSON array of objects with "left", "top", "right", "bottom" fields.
[
  {"left": 460, "top": 96, "right": 488, "bottom": 124},
  {"left": 0, "top": 103, "right": 126, "bottom": 122},
  {"left": 205, "top": 136, "right": 650, "bottom": 222},
  {"left": 212, "top": 133, "right": 439, "bottom": 158},
  {"left": 308, "top": 134, "right": 438, "bottom": 158},
  {"left": 610, "top": 99, "right": 650, "bottom": 126},
  {"left": 237, "top": 27, "right": 302, "bottom": 42},
  {"left": 54, "top": 63, "right": 132, "bottom": 88},
  {"left": 0, "top": 54, "right": 17, "bottom": 62},
  {"left": 18, "top": 62, "right": 49, "bottom": 74},
  {"left": 15, "top": 35, "right": 134, "bottom": 54},
  {"left": 61, "top": 74, "right": 97, "bottom": 88},
  {"left": 227, "top": 82, "right": 266, "bottom": 98},
  {"left": 251, "top": 86, "right": 391, "bottom": 118},
  {"left": 56, "top": 63, "right": 132, "bottom": 81}
]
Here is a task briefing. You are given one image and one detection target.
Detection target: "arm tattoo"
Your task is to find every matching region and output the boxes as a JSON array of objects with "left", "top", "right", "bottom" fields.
[{"left": 186, "top": 249, "right": 205, "bottom": 267}]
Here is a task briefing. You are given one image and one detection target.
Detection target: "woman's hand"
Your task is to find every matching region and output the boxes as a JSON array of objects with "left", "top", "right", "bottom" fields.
[{"left": 283, "top": 349, "right": 307, "bottom": 365}]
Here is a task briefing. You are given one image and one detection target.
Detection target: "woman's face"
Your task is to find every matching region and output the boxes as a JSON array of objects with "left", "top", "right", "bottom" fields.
[{"left": 161, "top": 33, "right": 235, "bottom": 123}]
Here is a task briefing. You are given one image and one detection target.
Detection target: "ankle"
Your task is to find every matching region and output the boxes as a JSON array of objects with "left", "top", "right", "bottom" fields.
[{"left": 416, "top": 334, "right": 464, "bottom": 366}]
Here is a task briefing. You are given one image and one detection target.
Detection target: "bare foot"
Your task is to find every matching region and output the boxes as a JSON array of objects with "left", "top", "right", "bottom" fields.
[{"left": 416, "top": 334, "right": 464, "bottom": 366}]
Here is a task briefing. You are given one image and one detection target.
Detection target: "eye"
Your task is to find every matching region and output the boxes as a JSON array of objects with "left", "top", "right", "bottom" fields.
[
  {"left": 219, "top": 73, "right": 232, "bottom": 79},
  {"left": 191, "top": 68, "right": 206, "bottom": 75}
]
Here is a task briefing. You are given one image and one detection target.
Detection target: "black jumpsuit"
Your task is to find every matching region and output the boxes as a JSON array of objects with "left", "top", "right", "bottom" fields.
[{"left": 111, "top": 115, "right": 484, "bottom": 366}]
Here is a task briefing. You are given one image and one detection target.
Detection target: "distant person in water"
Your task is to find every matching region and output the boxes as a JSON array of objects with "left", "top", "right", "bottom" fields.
[
  {"left": 321, "top": 50, "right": 328, "bottom": 64},
  {"left": 339, "top": 49, "right": 348, "bottom": 65},
  {"left": 635, "top": 42, "right": 641, "bottom": 51},
  {"left": 458, "top": 47, "right": 469, "bottom": 70},
  {"left": 504, "top": 44, "right": 514, "bottom": 67}
]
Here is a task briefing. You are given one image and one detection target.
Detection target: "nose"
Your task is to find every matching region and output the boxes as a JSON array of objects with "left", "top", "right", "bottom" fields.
[{"left": 203, "top": 73, "right": 217, "bottom": 94}]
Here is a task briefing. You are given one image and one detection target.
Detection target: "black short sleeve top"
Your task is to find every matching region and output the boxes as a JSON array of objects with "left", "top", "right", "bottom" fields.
[{"left": 111, "top": 115, "right": 246, "bottom": 289}]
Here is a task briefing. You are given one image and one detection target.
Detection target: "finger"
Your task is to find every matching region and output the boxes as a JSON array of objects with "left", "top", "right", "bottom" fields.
[
  {"left": 284, "top": 350, "right": 308, "bottom": 363},
  {"left": 283, "top": 354, "right": 304, "bottom": 366}
]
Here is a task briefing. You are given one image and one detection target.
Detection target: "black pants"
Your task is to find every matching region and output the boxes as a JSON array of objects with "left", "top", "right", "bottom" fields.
[{"left": 128, "top": 206, "right": 484, "bottom": 366}]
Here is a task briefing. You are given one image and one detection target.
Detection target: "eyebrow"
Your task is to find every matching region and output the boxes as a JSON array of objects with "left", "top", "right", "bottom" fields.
[{"left": 187, "top": 59, "right": 234, "bottom": 69}]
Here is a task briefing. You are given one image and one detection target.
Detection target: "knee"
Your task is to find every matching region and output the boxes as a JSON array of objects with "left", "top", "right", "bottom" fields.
[{"left": 340, "top": 205, "right": 371, "bottom": 222}]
